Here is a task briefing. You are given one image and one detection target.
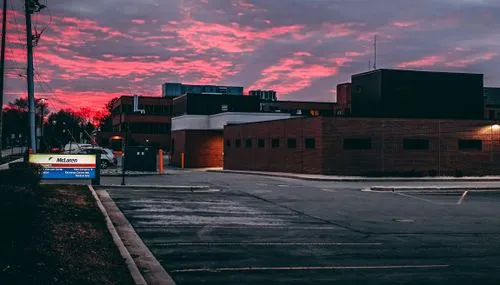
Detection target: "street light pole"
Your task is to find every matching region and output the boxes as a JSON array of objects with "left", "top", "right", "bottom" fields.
[{"left": 121, "top": 127, "right": 128, "bottom": 186}]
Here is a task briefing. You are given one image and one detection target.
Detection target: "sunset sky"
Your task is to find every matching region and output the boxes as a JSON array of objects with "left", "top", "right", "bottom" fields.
[{"left": 2, "top": 0, "right": 500, "bottom": 117}]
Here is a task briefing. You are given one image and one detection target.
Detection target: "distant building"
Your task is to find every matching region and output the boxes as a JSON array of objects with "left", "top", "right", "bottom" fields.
[
  {"left": 97, "top": 95, "right": 173, "bottom": 151},
  {"left": 260, "top": 100, "right": 336, "bottom": 117},
  {"left": 351, "top": 69, "right": 484, "bottom": 120},
  {"left": 336, "top": 83, "right": 352, "bottom": 116},
  {"left": 484, "top": 87, "right": 500, "bottom": 120},
  {"left": 162, "top": 83, "right": 244, "bottom": 97},
  {"left": 249, "top": 90, "right": 277, "bottom": 101}
]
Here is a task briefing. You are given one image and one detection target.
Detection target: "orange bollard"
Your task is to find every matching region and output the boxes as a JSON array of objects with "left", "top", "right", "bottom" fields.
[
  {"left": 158, "top": 149, "right": 164, "bottom": 174},
  {"left": 181, "top": 152, "right": 185, "bottom": 169}
]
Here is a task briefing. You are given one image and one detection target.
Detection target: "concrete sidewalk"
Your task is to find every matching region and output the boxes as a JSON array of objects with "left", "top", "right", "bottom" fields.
[
  {"left": 0, "top": 157, "right": 23, "bottom": 170},
  {"left": 208, "top": 169, "right": 500, "bottom": 182}
]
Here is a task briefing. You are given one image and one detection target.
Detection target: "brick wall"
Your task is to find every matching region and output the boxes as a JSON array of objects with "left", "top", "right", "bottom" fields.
[
  {"left": 171, "top": 130, "right": 224, "bottom": 168},
  {"left": 224, "top": 117, "right": 323, "bottom": 174},
  {"left": 224, "top": 117, "right": 500, "bottom": 176}
]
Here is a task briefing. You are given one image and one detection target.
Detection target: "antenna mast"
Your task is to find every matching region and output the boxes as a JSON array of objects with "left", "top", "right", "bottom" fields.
[{"left": 373, "top": 34, "right": 377, "bottom": 70}]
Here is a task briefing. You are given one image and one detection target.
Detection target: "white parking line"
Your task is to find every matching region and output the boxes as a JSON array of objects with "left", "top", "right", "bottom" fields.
[
  {"left": 394, "top": 192, "right": 441, "bottom": 204},
  {"left": 457, "top": 190, "right": 469, "bottom": 205},
  {"left": 321, "top": 189, "right": 337, "bottom": 193},
  {"left": 277, "top": 184, "right": 289, "bottom": 187},
  {"left": 155, "top": 242, "right": 382, "bottom": 246},
  {"left": 171, "top": 264, "right": 450, "bottom": 273}
]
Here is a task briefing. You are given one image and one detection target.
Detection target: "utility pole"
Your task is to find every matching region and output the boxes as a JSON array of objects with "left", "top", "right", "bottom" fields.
[
  {"left": 0, "top": 0, "right": 8, "bottom": 158},
  {"left": 25, "top": 0, "right": 36, "bottom": 153},
  {"left": 25, "top": 0, "right": 45, "bottom": 153}
]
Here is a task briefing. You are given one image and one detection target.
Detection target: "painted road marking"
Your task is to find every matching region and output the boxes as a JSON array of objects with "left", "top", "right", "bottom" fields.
[
  {"left": 277, "top": 184, "right": 289, "bottom": 187},
  {"left": 457, "top": 190, "right": 469, "bottom": 205},
  {"left": 154, "top": 242, "right": 382, "bottom": 246},
  {"left": 256, "top": 183, "right": 268, "bottom": 186},
  {"left": 394, "top": 192, "right": 441, "bottom": 204},
  {"left": 171, "top": 264, "right": 449, "bottom": 273},
  {"left": 321, "top": 188, "right": 337, "bottom": 193}
]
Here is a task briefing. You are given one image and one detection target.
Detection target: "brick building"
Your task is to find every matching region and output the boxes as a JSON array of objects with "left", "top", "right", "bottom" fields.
[
  {"left": 97, "top": 95, "right": 173, "bottom": 151},
  {"left": 170, "top": 94, "right": 291, "bottom": 168},
  {"left": 336, "top": 83, "right": 352, "bottom": 116},
  {"left": 224, "top": 117, "right": 500, "bottom": 176},
  {"left": 484, "top": 87, "right": 500, "bottom": 120}
]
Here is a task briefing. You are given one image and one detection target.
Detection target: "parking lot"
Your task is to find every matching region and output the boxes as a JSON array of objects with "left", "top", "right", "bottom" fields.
[{"left": 101, "top": 172, "right": 500, "bottom": 284}]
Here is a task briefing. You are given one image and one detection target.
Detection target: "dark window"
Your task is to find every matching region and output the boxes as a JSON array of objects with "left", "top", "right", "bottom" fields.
[
  {"left": 459, "top": 140, "right": 482, "bottom": 151},
  {"left": 235, "top": 139, "right": 241, "bottom": 148},
  {"left": 258, "top": 138, "right": 265, "bottom": 148},
  {"left": 344, "top": 138, "right": 372, "bottom": 150},
  {"left": 403, "top": 139, "right": 429, "bottom": 150},
  {"left": 226, "top": 139, "right": 231, "bottom": 148},
  {"left": 287, "top": 138, "right": 297, "bottom": 149},
  {"left": 245, "top": 139, "right": 252, "bottom": 148},
  {"left": 271, "top": 138, "right": 280, "bottom": 148},
  {"left": 305, "top": 138, "right": 316, "bottom": 149}
]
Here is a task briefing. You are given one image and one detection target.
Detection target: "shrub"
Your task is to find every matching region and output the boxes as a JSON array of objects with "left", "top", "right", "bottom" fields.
[{"left": 0, "top": 162, "right": 44, "bottom": 188}]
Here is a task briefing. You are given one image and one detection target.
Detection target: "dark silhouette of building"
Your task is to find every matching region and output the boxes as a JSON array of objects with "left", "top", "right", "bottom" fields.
[{"left": 351, "top": 69, "right": 484, "bottom": 119}]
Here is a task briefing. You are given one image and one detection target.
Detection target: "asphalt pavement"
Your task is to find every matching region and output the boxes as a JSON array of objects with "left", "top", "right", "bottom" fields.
[{"left": 99, "top": 172, "right": 500, "bottom": 284}]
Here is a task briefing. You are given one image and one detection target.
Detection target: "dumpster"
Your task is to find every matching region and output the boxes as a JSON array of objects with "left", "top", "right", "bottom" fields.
[{"left": 124, "top": 146, "right": 157, "bottom": 171}]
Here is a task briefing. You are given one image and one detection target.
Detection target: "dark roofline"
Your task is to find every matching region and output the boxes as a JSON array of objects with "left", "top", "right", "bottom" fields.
[
  {"left": 272, "top": 100, "right": 336, "bottom": 105},
  {"left": 352, "top": 68, "right": 484, "bottom": 78}
]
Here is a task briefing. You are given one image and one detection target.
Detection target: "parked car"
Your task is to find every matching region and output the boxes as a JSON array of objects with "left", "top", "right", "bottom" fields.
[
  {"left": 63, "top": 143, "right": 93, "bottom": 154},
  {"left": 76, "top": 147, "right": 117, "bottom": 169}
]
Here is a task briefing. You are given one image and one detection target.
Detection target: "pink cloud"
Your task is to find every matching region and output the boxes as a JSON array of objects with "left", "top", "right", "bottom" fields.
[
  {"left": 162, "top": 20, "right": 304, "bottom": 53},
  {"left": 397, "top": 55, "right": 445, "bottom": 68},
  {"left": 249, "top": 54, "right": 338, "bottom": 94},
  {"left": 445, "top": 52, "right": 497, "bottom": 68},
  {"left": 392, "top": 21, "right": 419, "bottom": 28},
  {"left": 132, "top": 19, "right": 146, "bottom": 24}
]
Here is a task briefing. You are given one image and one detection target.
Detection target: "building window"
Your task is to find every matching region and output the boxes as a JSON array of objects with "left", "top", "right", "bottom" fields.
[
  {"left": 221, "top": 104, "right": 228, "bottom": 111},
  {"left": 287, "top": 138, "right": 297, "bottom": 149},
  {"left": 459, "top": 140, "right": 482, "bottom": 151},
  {"left": 245, "top": 139, "right": 252, "bottom": 148},
  {"left": 235, "top": 139, "right": 241, "bottom": 148},
  {"left": 305, "top": 138, "right": 316, "bottom": 149},
  {"left": 344, "top": 138, "right": 372, "bottom": 150},
  {"left": 403, "top": 139, "right": 429, "bottom": 150},
  {"left": 272, "top": 138, "right": 280, "bottom": 148},
  {"left": 258, "top": 138, "right": 265, "bottom": 148},
  {"left": 226, "top": 139, "right": 231, "bottom": 148}
]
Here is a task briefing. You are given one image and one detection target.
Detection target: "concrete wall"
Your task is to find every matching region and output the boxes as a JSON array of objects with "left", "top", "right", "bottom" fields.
[{"left": 172, "top": 113, "right": 291, "bottom": 131}]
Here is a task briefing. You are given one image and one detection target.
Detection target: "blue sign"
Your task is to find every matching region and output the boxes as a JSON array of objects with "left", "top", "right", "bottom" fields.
[{"left": 42, "top": 168, "right": 96, "bottom": 179}]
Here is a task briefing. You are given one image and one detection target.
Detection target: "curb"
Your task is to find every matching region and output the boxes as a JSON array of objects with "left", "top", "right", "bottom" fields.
[
  {"left": 101, "top": 184, "right": 210, "bottom": 190},
  {"left": 88, "top": 185, "right": 148, "bottom": 285},
  {"left": 208, "top": 169, "right": 500, "bottom": 182},
  {"left": 368, "top": 186, "right": 500, "bottom": 192},
  {"left": 93, "top": 187, "right": 177, "bottom": 285}
]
